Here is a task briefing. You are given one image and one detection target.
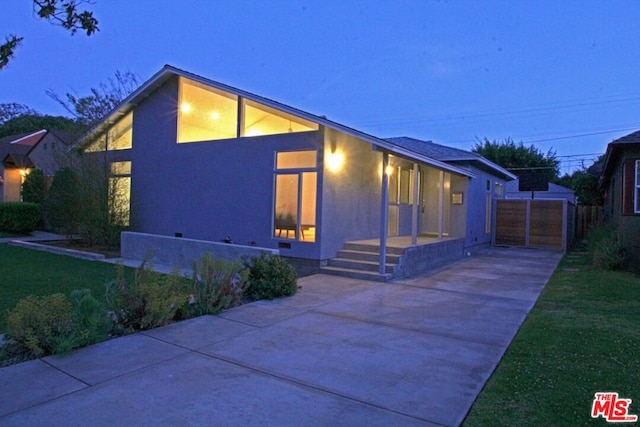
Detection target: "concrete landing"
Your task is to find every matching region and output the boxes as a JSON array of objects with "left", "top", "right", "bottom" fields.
[{"left": 0, "top": 247, "right": 562, "bottom": 426}]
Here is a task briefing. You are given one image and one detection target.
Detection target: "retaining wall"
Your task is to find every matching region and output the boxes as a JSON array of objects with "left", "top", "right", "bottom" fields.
[{"left": 121, "top": 232, "right": 279, "bottom": 270}]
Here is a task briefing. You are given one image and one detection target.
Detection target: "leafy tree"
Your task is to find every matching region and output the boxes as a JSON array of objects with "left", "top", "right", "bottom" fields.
[
  {"left": 0, "top": 114, "right": 86, "bottom": 138},
  {"left": 0, "top": 103, "right": 38, "bottom": 125},
  {"left": 47, "top": 70, "right": 140, "bottom": 126},
  {"left": 473, "top": 137, "right": 560, "bottom": 182},
  {"left": 1, "top": 0, "right": 99, "bottom": 69},
  {"left": 555, "top": 155, "right": 605, "bottom": 206}
]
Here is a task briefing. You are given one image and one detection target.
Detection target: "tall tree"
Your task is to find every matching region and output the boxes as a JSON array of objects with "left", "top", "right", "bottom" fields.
[
  {"left": 1, "top": 0, "right": 99, "bottom": 69},
  {"left": 47, "top": 70, "right": 140, "bottom": 126},
  {"left": 473, "top": 137, "right": 560, "bottom": 182}
]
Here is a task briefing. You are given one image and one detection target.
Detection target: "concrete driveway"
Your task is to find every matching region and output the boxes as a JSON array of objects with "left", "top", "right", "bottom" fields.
[{"left": 0, "top": 247, "right": 562, "bottom": 426}]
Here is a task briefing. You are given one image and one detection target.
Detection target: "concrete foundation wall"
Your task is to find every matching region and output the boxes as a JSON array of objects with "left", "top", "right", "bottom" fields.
[
  {"left": 399, "top": 238, "right": 465, "bottom": 277},
  {"left": 121, "top": 231, "right": 278, "bottom": 270}
]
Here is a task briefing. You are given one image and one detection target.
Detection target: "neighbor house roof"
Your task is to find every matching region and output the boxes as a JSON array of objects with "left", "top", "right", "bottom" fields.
[
  {"left": 77, "top": 65, "right": 475, "bottom": 178},
  {"left": 385, "top": 136, "right": 516, "bottom": 180},
  {"left": 601, "top": 130, "right": 640, "bottom": 182},
  {"left": 0, "top": 130, "right": 46, "bottom": 165}
]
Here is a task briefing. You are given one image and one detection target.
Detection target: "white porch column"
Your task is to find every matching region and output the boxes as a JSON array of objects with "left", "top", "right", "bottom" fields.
[
  {"left": 411, "top": 162, "right": 420, "bottom": 245},
  {"left": 438, "top": 170, "right": 444, "bottom": 240},
  {"left": 379, "top": 152, "right": 389, "bottom": 274}
]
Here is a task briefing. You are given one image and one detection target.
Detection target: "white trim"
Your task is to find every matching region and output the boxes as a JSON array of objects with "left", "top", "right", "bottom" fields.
[{"left": 10, "top": 129, "right": 46, "bottom": 144}]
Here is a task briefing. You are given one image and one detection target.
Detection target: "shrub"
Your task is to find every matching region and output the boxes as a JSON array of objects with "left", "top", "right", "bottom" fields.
[
  {"left": 188, "top": 252, "right": 246, "bottom": 316},
  {"left": 46, "top": 167, "right": 81, "bottom": 238},
  {"left": 21, "top": 169, "right": 46, "bottom": 205},
  {"left": 105, "top": 261, "right": 190, "bottom": 332},
  {"left": 242, "top": 252, "right": 298, "bottom": 301},
  {"left": 4, "top": 293, "right": 73, "bottom": 359},
  {"left": 587, "top": 224, "right": 627, "bottom": 270},
  {"left": 0, "top": 202, "right": 41, "bottom": 233},
  {"left": 67, "top": 289, "right": 112, "bottom": 350}
]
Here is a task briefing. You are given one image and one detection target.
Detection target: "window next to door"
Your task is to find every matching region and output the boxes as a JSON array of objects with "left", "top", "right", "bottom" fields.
[{"left": 273, "top": 151, "right": 317, "bottom": 242}]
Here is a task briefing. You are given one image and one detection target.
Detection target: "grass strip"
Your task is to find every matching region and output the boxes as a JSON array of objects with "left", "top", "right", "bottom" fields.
[
  {"left": 464, "top": 251, "right": 640, "bottom": 426},
  {"left": 0, "top": 244, "right": 134, "bottom": 332}
]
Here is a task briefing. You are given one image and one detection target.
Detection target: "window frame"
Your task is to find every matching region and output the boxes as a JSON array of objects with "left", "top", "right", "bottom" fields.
[{"left": 273, "top": 150, "right": 318, "bottom": 243}]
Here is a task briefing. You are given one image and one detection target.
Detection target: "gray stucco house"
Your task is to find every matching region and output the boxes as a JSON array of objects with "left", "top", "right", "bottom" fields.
[
  {"left": 79, "top": 65, "right": 514, "bottom": 280},
  {"left": 601, "top": 130, "right": 640, "bottom": 269}
]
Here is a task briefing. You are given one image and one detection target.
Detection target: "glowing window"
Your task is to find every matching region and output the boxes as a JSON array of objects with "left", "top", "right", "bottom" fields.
[
  {"left": 178, "top": 78, "right": 238, "bottom": 143},
  {"left": 276, "top": 151, "right": 317, "bottom": 169},
  {"left": 85, "top": 112, "right": 133, "bottom": 152},
  {"left": 243, "top": 99, "right": 318, "bottom": 137},
  {"left": 274, "top": 151, "right": 317, "bottom": 242},
  {"left": 110, "top": 161, "right": 131, "bottom": 226}
]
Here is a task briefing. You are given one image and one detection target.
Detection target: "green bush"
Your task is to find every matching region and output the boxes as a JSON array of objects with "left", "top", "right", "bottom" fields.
[
  {"left": 587, "top": 224, "right": 627, "bottom": 270},
  {"left": 46, "top": 167, "right": 81, "bottom": 237},
  {"left": 21, "top": 169, "right": 46, "bottom": 205},
  {"left": 105, "top": 261, "right": 190, "bottom": 332},
  {"left": 4, "top": 293, "right": 73, "bottom": 359},
  {"left": 67, "top": 289, "right": 112, "bottom": 350},
  {"left": 188, "top": 252, "right": 246, "bottom": 316},
  {"left": 242, "top": 252, "right": 298, "bottom": 300},
  {"left": 0, "top": 202, "right": 41, "bottom": 233}
]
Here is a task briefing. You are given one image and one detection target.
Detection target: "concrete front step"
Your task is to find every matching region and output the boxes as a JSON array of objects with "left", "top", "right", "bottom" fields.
[
  {"left": 337, "top": 249, "right": 402, "bottom": 264},
  {"left": 328, "top": 258, "right": 396, "bottom": 274},
  {"left": 320, "top": 266, "right": 393, "bottom": 282},
  {"left": 343, "top": 242, "right": 405, "bottom": 255}
]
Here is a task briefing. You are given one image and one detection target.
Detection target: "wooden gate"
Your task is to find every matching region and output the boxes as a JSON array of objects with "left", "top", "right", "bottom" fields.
[{"left": 494, "top": 199, "right": 569, "bottom": 251}]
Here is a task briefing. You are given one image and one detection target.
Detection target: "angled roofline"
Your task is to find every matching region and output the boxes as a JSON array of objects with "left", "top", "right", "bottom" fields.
[
  {"left": 9, "top": 129, "right": 47, "bottom": 145},
  {"left": 601, "top": 130, "right": 640, "bottom": 181},
  {"left": 75, "top": 65, "right": 474, "bottom": 178},
  {"left": 386, "top": 136, "right": 515, "bottom": 180}
]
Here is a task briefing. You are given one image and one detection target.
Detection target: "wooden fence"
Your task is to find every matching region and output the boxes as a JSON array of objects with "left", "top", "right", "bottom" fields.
[
  {"left": 494, "top": 199, "right": 570, "bottom": 251},
  {"left": 575, "top": 205, "right": 604, "bottom": 240}
]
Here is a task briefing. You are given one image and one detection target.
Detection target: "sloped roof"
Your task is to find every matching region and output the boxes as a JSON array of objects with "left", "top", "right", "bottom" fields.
[
  {"left": 77, "top": 65, "right": 475, "bottom": 178},
  {"left": 601, "top": 130, "right": 640, "bottom": 180},
  {"left": 386, "top": 136, "right": 516, "bottom": 180}
]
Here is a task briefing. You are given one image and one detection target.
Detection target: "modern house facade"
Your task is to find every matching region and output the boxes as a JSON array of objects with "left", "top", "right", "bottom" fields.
[
  {"left": 80, "top": 65, "right": 514, "bottom": 279},
  {"left": 0, "top": 129, "right": 73, "bottom": 202},
  {"left": 601, "top": 130, "right": 640, "bottom": 268}
]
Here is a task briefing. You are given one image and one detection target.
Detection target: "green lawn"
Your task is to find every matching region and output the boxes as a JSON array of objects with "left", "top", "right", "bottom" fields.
[
  {"left": 0, "top": 244, "right": 135, "bottom": 331},
  {"left": 464, "top": 251, "right": 640, "bottom": 425}
]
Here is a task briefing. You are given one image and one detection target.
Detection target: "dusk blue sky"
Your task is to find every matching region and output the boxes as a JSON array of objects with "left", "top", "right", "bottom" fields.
[{"left": 2, "top": 0, "right": 640, "bottom": 174}]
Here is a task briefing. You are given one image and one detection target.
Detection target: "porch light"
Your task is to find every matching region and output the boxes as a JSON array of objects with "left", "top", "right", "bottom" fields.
[
  {"left": 326, "top": 150, "right": 344, "bottom": 172},
  {"left": 385, "top": 165, "right": 395, "bottom": 176},
  {"left": 180, "top": 102, "right": 192, "bottom": 113}
]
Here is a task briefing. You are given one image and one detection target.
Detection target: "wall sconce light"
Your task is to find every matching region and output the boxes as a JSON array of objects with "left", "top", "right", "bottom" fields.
[
  {"left": 326, "top": 150, "right": 344, "bottom": 172},
  {"left": 385, "top": 165, "right": 395, "bottom": 176}
]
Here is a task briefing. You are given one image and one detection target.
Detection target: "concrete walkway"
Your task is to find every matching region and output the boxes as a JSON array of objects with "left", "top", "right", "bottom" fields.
[{"left": 0, "top": 247, "right": 562, "bottom": 426}]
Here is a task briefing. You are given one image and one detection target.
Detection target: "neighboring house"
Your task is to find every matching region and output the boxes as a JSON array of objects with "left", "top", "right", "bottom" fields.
[
  {"left": 600, "top": 130, "right": 640, "bottom": 268},
  {"left": 0, "top": 129, "right": 74, "bottom": 202},
  {"left": 77, "top": 65, "right": 514, "bottom": 280},
  {"left": 505, "top": 180, "right": 577, "bottom": 204}
]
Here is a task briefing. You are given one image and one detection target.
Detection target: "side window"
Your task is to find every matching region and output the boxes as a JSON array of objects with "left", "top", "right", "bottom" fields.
[{"left": 273, "top": 151, "right": 317, "bottom": 242}]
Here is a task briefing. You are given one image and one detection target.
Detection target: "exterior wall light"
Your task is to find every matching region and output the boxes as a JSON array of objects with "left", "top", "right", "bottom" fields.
[
  {"left": 385, "top": 165, "right": 395, "bottom": 176},
  {"left": 326, "top": 150, "right": 344, "bottom": 172}
]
